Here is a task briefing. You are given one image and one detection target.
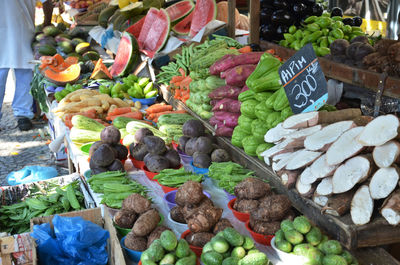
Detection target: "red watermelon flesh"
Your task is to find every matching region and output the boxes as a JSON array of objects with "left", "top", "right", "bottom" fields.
[
  {"left": 166, "top": 0, "right": 194, "bottom": 23},
  {"left": 138, "top": 8, "right": 170, "bottom": 58},
  {"left": 189, "top": 0, "right": 217, "bottom": 38},
  {"left": 110, "top": 32, "right": 138, "bottom": 77},
  {"left": 172, "top": 11, "right": 194, "bottom": 35},
  {"left": 126, "top": 16, "right": 146, "bottom": 39}
]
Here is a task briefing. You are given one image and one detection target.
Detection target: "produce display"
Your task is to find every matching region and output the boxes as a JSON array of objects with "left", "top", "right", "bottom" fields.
[
  {"left": 87, "top": 171, "right": 148, "bottom": 209},
  {"left": 178, "top": 119, "right": 231, "bottom": 168},
  {"left": 201, "top": 228, "right": 270, "bottom": 265},
  {"left": 273, "top": 215, "right": 358, "bottom": 265},
  {"left": 140, "top": 230, "right": 198, "bottom": 264},
  {"left": 153, "top": 168, "right": 203, "bottom": 188},
  {"left": 110, "top": 31, "right": 140, "bottom": 77},
  {"left": 278, "top": 12, "right": 365, "bottom": 56},
  {"left": 0, "top": 180, "right": 85, "bottom": 234}
]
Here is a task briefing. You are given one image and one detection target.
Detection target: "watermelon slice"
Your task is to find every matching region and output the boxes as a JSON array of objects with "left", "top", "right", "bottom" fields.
[
  {"left": 166, "top": 0, "right": 194, "bottom": 23},
  {"left": 110, "top": 32, "right": 139, "bottom": 77},
  {"left": 126, "top": 16, "right": 146, "bottom": 39},
  {"left": 138, "top": 8, "right": 170, "bottom": 57},
  {"left": 172, "top": 11, "right": 194, "bottom": 35},
  {"left": 189, "top": 0, "right": 217, "bottom": 38}
]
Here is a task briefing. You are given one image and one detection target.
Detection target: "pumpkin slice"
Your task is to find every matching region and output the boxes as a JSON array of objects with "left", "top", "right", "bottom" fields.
[
  {"left": 64, "top": 56, "right": 79, "bottom": 66},
  {"left": 44, "top": 63, "right": 81, "bottom": 86},
  {"left": 90, "top": 58, "right": 113, "bottom": 80},
  {"left": 39, "top": 54, "right": 65, "bottom": 70}
]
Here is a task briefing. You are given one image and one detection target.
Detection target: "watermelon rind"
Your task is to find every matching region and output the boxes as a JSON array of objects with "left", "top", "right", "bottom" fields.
[
  {"left": 189, "top": 0, "right": 217, "bottom": 38},
  {"left": 166, "top": 0, "right": 194, "bottom": 23},
  {"left": 172, "top": 11, "right": 194, "bottom": 35},
  {"left": 110, "top": 32, "right": 139, "bottom": 77},
  {"left": 120, "top": 2, "right": 144, "bottom": 19}
]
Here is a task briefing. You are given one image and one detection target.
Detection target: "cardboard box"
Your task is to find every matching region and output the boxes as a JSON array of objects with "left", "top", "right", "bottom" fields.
[
  {"left": 0, "top": 233, "right": 33, "bottom": 265},
  {"left": 30, "top": 208, "right": 126, "bottom": 265}
]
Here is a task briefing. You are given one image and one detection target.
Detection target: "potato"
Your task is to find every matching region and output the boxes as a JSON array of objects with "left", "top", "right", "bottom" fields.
[
  {"left": 234, "top": 177, "right": 271, "bottom": 200},
  {"left": 132, "top": 209, "right": 160, "bottom": 236},
  {"left": 186, "top": 232, "right": 214, "bottom": 247},
  {"left": 175, "top": 181, "right": 204, "bottom": 206},
  {"left": 124, "top": 231, "right": 147, "bottom": 251},
  {"left": 122, "top": 194, "right": 151, "bottom": 214},
  {"left": 147, "top": 226, "right": 171, "bottom": 248}
]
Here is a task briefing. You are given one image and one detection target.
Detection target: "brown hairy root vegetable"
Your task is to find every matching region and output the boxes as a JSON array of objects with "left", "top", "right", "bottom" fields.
[
  {"left": 213, "top": 218, "right": 233, "bottom": 234},
  {"left": 147, "top": 226, "right": 171, "bottom": 248},
  {"left": 122, "top": 193, "right": 151, "bottom": 214},
  {"left": 186, "top": 206, "right": 223, "bottom": 233},
  {"left": 182, "top": 196, "right": 214, "bottom": 219},
  {"left": 369, "top": 167, "right": 399, "bottom": 200},
  {"left": 249, "top": 217, "right": 280, "bottom": 235},
  {"left": 251, "top": 195, "right": 291, "bottom": 221},
  {"left": 124, "top": 231, "right": 147, "bottom": 251},
  {"left": 186, "top": 232, "right": 215, "bottom": 247},
  {"left": 132, "top": 209, "right": 160, "bottom": 236},
  {"left": 234, "top": 177, "right": 271, "bottom": 200},
  {"left": 175, "top": 181, "right": 204, "bottom": 206},
  {"left": 170, "top": 206, "right": 186, "bottom": 223},
  {"left": 357, "top": 114, "right": 400, "bottom": 146},
  {"left": 233, "top": 199, "right": 259, "bottom": 213},
  {"left": 373, "top": 140, "right": 400, "bottom": 168},
  {"left": 321, "top": 190, "right": 355, "bottom": 217},
  {"left": 114, "top": 210, "right": 137, "bottom": 229},
  {"left": 381, "top": 190, "right": 400, "bottom": 225},
  {"left": 351, "top": 185, "right": 374, "bottom": 225},
  {"left": 374, "top": 39, "right": 397, "bottom": 55}
]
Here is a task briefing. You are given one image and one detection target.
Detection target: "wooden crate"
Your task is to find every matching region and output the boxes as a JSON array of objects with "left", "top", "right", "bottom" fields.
[{"left": 159, "top": 85, "right": 400, "bottom": 250}]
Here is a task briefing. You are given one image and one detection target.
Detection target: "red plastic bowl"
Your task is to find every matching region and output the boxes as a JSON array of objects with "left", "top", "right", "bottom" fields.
[
  {"left": 141, "top": 165, "right": 159, "bottom": 181},
  {"left": 227, "top": 198, "right": 250, "bottom": 222},
  {"left": 181, "top": 230, "right": 203, "bottom": 257},
  {"left": 245, "top": 221, "right": 273, "bottom": 246},
  {"left": 129, "top": 155, "right": 145, "bottom": 169},
  {"left": 158, "top": 181, "right": 178, "bottom": 193}
]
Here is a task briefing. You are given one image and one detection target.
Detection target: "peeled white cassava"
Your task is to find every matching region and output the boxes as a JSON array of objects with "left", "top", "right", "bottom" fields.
[
  {"left": 357, "top": 114, "right": 399, "bottom": 146},
  {"left": 351, "top": 185, "right": 374, "bottom": 225},
  {"left": 369, "top": 167, "right": 399, "bottom": 200}
]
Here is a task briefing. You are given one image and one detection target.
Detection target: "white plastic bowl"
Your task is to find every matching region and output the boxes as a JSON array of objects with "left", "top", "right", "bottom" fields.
[
  {"left": 270, "top": 237, "right": 309, "bottom": 264},
  {"left": 167, "top": 212, "right": 188, "bottom": 235}
]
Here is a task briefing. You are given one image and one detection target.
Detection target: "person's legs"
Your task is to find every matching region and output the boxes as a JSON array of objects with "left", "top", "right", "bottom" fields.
[
  {"left": 13, "top": 68, "right": 34, "bottom": 131},
  {"left": 0, "top": 68, "right": 10, "bottom": 121}
]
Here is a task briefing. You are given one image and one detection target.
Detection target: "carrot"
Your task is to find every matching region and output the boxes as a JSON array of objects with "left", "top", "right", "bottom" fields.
[
  {"left": 178, "top": 68, "right": 186, "bottom": 77},
  {"left": 106, "top": 111, "right": 143, "bottom": 121},
  {"left": 109, "top": 107, "right": 132, "bottom": 116},
  {"left": 229, "top": 47, "right": 237, "bottom": 50},
  {"left": 239, "top": 46, "right": 252, "bottom": 53},
  {"left": 171, "top": 75, "right": 185, "bottom": 85},
  {"left": 146, "top": 104, "right": 173, "bottom": 114},
  {"left": 180, "top": 75, "right": 192, "bottom": 90}
]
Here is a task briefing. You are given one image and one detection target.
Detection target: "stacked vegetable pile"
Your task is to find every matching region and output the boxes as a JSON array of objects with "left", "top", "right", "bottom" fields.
[
  {"left": 53, "top": 83, "right": 83, "bottom": 102},
  {"left": 140, "top": 230, "right": 198, "bottom": 264},
  {"left": 274, "top": 216, "right": 358, "bottom": 265},
  {"left": 146, "top": 103, "right": 187, "bottom": 124},
  {"left": 88, "top": 171, "right": 148, "bottom": 209},
  {"left": 208, "top": 162, "right": 255, "bottom": 195},
  {"left": 115, "top": 194, "right": 166, "bottom": 251},
  {"left": 88, "top": 126, "right": 128, "bottom": 174},
  {"left": 0, "top": 180, "right": 85, "bottom": 234},
  {"left": 129, "top": 128, "right": 181, "bottom": 172},
  {"left": 327, "top": 36, "right": 374, "bottom": 67},
  {"left": 178, "top": 120, "right": 231, "bottom": 169},
  {"left": 154, "top": 168, "right": 203, "bottom": 188},
  {"left": 201, "top": 228, "right": 270, "bottom": 265},
  {"left": 171, "top": 181, "right": 233, "bottom": 248},
  {"left": 260, "top": 0, "right": 323, "bottom": 42},
  {"left": 157, "top": 112, "right": 193, "bottom": 139},
  {"left": 278, "top": 12, "right": 365, "bottom": 56},
  {"left": 262, "top": 109, "right": 400, "bottom": 226},
  {"left": 232, "top": 52, "right": 291, "bottom": 158},
  {"left": 208, "top": 52, "right": 264, "bottom": 137}
]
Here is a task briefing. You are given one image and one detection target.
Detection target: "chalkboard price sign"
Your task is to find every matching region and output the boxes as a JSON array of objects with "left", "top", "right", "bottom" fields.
[{"left": 278, "top": 43, "right": 328, "bottom": 114}]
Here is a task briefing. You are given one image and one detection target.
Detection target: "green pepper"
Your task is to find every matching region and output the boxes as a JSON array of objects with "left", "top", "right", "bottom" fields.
[
  {"left": 99, "top": 85, "right": 110, "bottom": 95},
  {"left": 316, "top": 17, "right": 332, "bottom": 28},
  {"left": 322, "top": 28, "right": 330, "bottom": 36},
  {"left": 273, "top": 87, "right": 289, "bottom": 111},
  {"left": 281, "top": 106, "right": 293, "bottom": 120},
  {"left": 256, "top": 143, "right": 274, "bottom": 161},
  {"left": 284, "top": 33, "right": 295, "bottom": 43},
  {"left": 293, "top": 40, "right": 302, "bottom": 51},
  {"left": 289, "top": 25, "right": 297, "bottom": 34},
  {"left": 320, "top": 37, "right": 329, "bottom": 48},
  {"left": 343, "top": 25, "right": 352, "bottom": 34},
  {"left": 300, "top": 37, "right": 309, "bottom": 47},
  {"left": 321, "top": 12, "right": 330, "bottom": 17},
  {"left": 331, "top": 16, "right": 342, "bottom": 21},
  {"left": 317, "top": 47, "right": 331, "bottom": 56},
  {"left": 309, "top": 31, "right": 323, "bottom": 42},
  {"left": 279, "top": 39, "right": 289, "bottom": 47},
  {"left": 231, "top": 126, "right": 250, "bottom": 148},
  {"left": 255, "top": 102, "right": 273, "bottom": 121},
  {"left": 238, "top": 90, "right": 255, "bottom": 102},
  {"left": 240, "top": 99, "right": 259, "bottom": 119},
  {"left": 254, "top": 92, "right": 273, "bottom": 102},
  {"left": 304, "top": 15, "right": 317, "bottom": 24},
  {"left": 332, "top": 21, "right": 344, "bottom": 30},
  {"left": 307, "top": 23, "right": 320, "bottom": 32},
  {"left": 238, "top": 114, "right": 254, "bottom": 128},
  {"left": 351, "top": 26, "right": 363, "bottom": 32},
  {"left": 251, "top": 119, "right": 270, "bottom": 141},
  {"left": 242, "top": 136, "right": 263, "bottom": 156},
  {"left": 331, "top": 28, "right": 344, "bottom": 39},
  {"left": 328, "top": 36, "right": 336, "bottom": 44},
  {"left": 294, "top": 30, "right": 303, "bottom": 40},
  {"left": 265, "top": 88, "right": 280, "bottom": 109},
  {"left": 344, "top": 35, "right": 349, "bottom": 41},
  {"left": 246, "top": 53, "right": 281, "bottom": 91}
]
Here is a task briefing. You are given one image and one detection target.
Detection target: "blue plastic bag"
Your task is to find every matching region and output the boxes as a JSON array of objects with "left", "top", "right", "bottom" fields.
[
  {"left": 31, "top": 215, "right": 109, "bottom": 265},
  {"left": 7, "top": 166, "right": 58, "bottom": 185}
]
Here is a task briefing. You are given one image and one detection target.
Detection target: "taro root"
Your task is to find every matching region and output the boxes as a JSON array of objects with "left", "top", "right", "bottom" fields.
[
  {"left": 134, "top": 128, "right": 153, "bottom": 144},
  {"left": 130, "top": 143, "right": 148, "bottom": 161},
  {"left": 145, "top": 155, "right": 170, "bottom": 172},
  {"left": 175, "top": 181, "right": 204, "bottom": 206},
  {"left": 211, "top": 149, "right": 230, "bottom": 162},
  {"left": 186, "top": 206, "right": 223, "bottom": 233},
  {"left": 164, "top": 149, "right": 180, "bottom": 168},
  {"left": 124, "top": 231, "right": 147, "bottom": 251},
  {"left": 147, "top": 226, "right": 171, "bottom": 248},
  {"left": 184, "top": 137, "right": 198, "bottom": 156},
  {"left": 374, "top": 39, "right": 397, "bottom": 55},
  {"left": 193, "top": 152, "right": 212, "bottom": 168},
  {"left": 194, "top": 137, "right": 214, "bottom": 154},
  {"left": 249, "top": 218, "right": 281, "bottom": 235},
  {"left": 234, "top": 177, "right": 271, "bottom": 200},
  {"left": 213, "top": 218, "right": 233, "bottom": 234},
  {"left": 143, "top": 136, "right": 167, "bottom": 155},
  {"left": 354, "top": 43, "right": 374, "bottom": 62},
  {"left": 113, "top": 144, "right": 129, "bottom": 160},
  {"left": 182, "top": 196, "right": 214, "bottom": 219},
  {"left": 91, "top": 144, "right": 115, "bottom": 167},
  {"left": 252, "top": 194, "right": 292, "bottom": 221},
  {"left": 330, "top": 39, "right": 349, "bottom": 56},
  {"left": 108, "top": 159, "right": 125, "bottom": 172},
  {"left": 233, "top": 199, "right": 259, "bottom": 213},
  {"left": 170, "top": 206, "right": 186, "bottom": 223},
  {"left": 132, "top": 209, "right": 161, "bottom": 236},
  {"left": 114, "top": 210, "right": 137, "bottom": 229},
  {"left": 100, "top": 126, "right": 121, "bottom": 145},
  {"left": 182, "top": 119, "right": 205, "bottom": 137},
  {"left": 122, "top": 193, "right": 151, "bottom": 214},
  {"left": 186, "top": 232, "right": 214, "bottom": 247}
]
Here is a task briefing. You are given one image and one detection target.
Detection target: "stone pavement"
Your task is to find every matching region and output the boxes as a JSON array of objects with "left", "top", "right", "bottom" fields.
[{"left": 0, "top": 70, "right": 68, "bottom": 185}]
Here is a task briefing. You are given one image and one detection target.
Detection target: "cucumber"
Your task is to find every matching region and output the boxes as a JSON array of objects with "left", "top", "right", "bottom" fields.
[
  {"left": 157, "top": 113, "right": 194, "bottom": 126},
  {"left": 71, "top": 115, "right": 105, "bottom": 132},
  {"left": 113, "top": 116, "right": 137, "bottom": 129}
]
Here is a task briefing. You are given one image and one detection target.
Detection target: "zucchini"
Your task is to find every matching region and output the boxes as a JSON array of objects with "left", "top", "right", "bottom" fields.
[
  {"left": 113, "top": 116, "right": 136, "bottom": 129},
  {"left": 71, "top": 115, "right": 105, "bottom": 132},
  {"left": 157, "top": 113, "right": 194, "bottom": 126}
]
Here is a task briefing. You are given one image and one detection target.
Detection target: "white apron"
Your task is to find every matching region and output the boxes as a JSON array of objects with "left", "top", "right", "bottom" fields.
[{"left": 0, "top": 0, "right": 37, "bottom": 69}]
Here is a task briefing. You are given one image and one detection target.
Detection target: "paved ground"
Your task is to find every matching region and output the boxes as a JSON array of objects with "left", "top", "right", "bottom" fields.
[{"left": 0, "top": 70, "right": 68, "bottom": 185}]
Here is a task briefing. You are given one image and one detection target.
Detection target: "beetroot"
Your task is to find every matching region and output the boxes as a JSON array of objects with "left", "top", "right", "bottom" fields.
[
  {"left": 223, "top": 64, "right": 257, "bottom": 87},
  {"left": 214, "top": 111, "right": 240, "bottom": 127},
  {"left": 212, "top": 98, "right": 241, "bottom": 113},
  {"left": 209, "top": 52, "right": 264, "bottom": 75},
  {"left": 215, "top": 125, "right": 234, "bottom": 137},
  {"left": 208, "top": 85, "right": 241, "bottom": 100}
]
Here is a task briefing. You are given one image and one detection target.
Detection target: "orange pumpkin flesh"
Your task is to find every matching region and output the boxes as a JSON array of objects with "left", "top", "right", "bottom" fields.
[
  {"left": 44, "top": 63, "right": 81, "bottom": 86},
  {"left": 90, "top": 58, "right": 113, "bottom": 80}
]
